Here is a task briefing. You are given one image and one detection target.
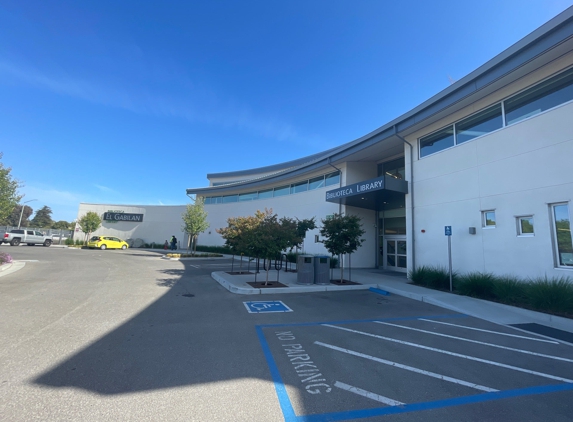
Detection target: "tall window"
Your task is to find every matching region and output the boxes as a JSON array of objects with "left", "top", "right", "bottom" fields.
[
  {"left": 378, "top": 157, "right": 405, "bottom": 179},
  {"left": 419, "top": 67, "right": 573, "bottom": 158},
  {"left": 505, "top": 68, "right": 573, "bottom": 125},
  {"left": 552, "top": 204, "right": 573, "bottom": 267}
]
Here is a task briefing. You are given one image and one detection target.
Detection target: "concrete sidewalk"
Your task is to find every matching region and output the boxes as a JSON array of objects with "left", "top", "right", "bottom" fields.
[{"left": 212, "top": 267, "right": 573, "bottom": 340}]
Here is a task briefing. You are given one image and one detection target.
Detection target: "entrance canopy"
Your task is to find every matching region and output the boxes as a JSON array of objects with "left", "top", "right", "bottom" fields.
[{"left": 325, "top": 175, "right": 408, "bottom": 210}]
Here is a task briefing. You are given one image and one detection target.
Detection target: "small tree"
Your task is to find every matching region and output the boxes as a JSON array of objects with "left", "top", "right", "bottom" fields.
[
  {"left": 320, "top": 213, "right": 365, "bottom": 283},
  {"left": 78, "top": 211, "right": 102, "bottom": 243},
  {"left": 217, "top": 209, "right": 299, "bottom": 284},
  {"left": 181, "top": 197, "right": 210, "bottom": 255},
  {"left": 248, "top": 210, "right": 296, "bottom": 284},
  {"left": 0, "top": 153, "right": 21, "bottom": 224},
  {"left": 30, "top": 205, "right": 54, "bottom": 228},
  {"left": 217, "top": 210, "right": 266, "bottom": 273}
]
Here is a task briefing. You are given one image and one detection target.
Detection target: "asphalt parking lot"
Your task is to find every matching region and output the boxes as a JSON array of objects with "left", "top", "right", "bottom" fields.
[
  {"left": 258, "top": 312, "right": 573, "bottom": 421},
  {"left": 1, "top": 245, "right": 572, "bottom": 421}
]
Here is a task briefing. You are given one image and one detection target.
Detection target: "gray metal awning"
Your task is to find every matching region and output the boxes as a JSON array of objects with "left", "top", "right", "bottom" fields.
[{"left": 325, "top": 175, "right": 408, "bottom": 211}]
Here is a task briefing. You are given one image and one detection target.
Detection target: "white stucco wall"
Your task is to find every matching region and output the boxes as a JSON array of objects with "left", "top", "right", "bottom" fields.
[
  {"left": 201, "top": 186, "right": 341, "bottom": 256},
  {"left": 76, "top": 203, "right": 188, "bottom": 246},
  {"left": 410, "top": 100, "right": 573, "bottom": 278}
]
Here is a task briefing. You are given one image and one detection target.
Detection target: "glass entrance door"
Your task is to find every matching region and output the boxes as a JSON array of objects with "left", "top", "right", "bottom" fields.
[{"left": 384, "top": 237, "right": 407, "bottom": 272}]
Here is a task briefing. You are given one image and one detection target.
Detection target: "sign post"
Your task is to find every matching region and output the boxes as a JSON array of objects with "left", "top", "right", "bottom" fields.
[{"left": 445, "top": 226, "right": 452, "bottom": 292}]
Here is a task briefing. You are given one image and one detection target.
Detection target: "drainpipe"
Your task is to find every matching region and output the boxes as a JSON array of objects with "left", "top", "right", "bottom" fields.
[
  {"left": 394, "top": 129, "right": 416, "bottom": 273},
  {"left": 327, "top": 158, "right": 343, "bottom": 215},
  {"left": 327, "top": 158, "right": 344, "bottom": 274}
]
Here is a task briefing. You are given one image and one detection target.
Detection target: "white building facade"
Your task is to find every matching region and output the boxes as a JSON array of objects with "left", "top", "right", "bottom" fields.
[
  {"left": 187, "top": 8, "right": 573, "bottom": 279},
  {"left": 75, "top": 203, "right": 188, "bottom": 247}
]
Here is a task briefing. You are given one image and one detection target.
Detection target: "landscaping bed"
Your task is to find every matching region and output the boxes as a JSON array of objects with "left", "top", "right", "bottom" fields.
[{"left": 409, "top": 266, "right": 573, "bottom": 319}]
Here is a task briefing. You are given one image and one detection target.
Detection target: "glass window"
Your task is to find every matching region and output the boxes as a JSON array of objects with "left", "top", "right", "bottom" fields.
[
  {"left": 325, "top": 171, "right": 340, "bottom": 187},
  {"left": 239, "top": 192, "right": 258, "bottom": 201},
  {"left": 203, "top": 197, "right": 211, "bottom": 205},
  {"left": 384, "top": 217, "right": 406, "bottom": 235},
  {"left": 552, "top": 204, "right": 573, "bottom": 267},
  {"left": 505, "top": 68, "right": 573, "bottom": 125},
  {"left": 455, "top": 104, "right": 503, "bottom": 144},
  {"left": 482, "top": 210, "right": 496, "bottom": 228},
  {"left": 378, "top": 157, "right": 405, "bottom": 179},
  {"left": 420, "top": 126, "right": 454, "bottom": 158},
  {"left": 258, "top": 189, "right": 273, "bottom": 199},
  {"left": 273, "top": 185, "right": 290, "bottom": 197},
  {"left": 291, "top": 180, "right": 308, "bottom": 194},
  {"left": 222, "top": 195, "right": 238, "bottom": 203},
  {"left": 517, "top": 216, "right": 534, "bottom": 236},
  {"left": 309, "top": 176, "right": 325, "bottom": 190}
]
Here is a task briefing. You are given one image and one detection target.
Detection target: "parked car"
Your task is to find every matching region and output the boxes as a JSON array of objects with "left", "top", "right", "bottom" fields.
[
  {"left": 2, "top": 229, "right": 53, "bottom": 246},
  {"left": 87, "top": 236, "right": 129, "bottom": 250}
]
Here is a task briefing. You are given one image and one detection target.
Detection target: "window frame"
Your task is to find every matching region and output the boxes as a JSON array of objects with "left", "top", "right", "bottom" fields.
[
  {"left": 482, "top": 210, "right": 496, "bottom": 228},
  {"left": 550, "top": 202, "right": 573, "bottom": 269},
  {"left": 516, "top": 215, "right": 534, "bottom": 237}
]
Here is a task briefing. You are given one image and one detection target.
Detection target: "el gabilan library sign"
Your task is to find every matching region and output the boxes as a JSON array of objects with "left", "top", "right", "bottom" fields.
[{"left": 103, "top": 212, "right": 144, "bottom": 222}]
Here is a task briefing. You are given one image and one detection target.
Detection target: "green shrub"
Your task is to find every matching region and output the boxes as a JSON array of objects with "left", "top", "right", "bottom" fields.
[
  {"left": 409, "top": 265, "right": 456, "bottom": 290},
  {"left": 527, "top": 276, "right": 573, "bottom": 315},
  {"left": 330, "top": 256, "right": 339, "bottom": 269},
  {"left": 64, "top": 238, "right": 75, "bottom": 246},
  {"left": 457, "top": 272, "right": 496, "bottom": 299},
  {"left": 286, "top": 251, "right": 298, "bottom": 263},
  {"left": 195, "top": 245, "right": 233, "bottom": 254},
  {"left": 493, "top": 276, "right": 528, "bottom": 305}
]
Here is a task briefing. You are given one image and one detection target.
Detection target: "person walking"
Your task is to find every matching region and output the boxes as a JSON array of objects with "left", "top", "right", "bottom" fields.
[{"left": 170, "top": 235, "right": 177, "bottom": 251}]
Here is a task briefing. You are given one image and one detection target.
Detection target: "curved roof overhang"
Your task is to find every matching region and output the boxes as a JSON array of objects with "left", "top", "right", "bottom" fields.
[{"left": 187, "top": 7, "right": 573, "bottom": 197}]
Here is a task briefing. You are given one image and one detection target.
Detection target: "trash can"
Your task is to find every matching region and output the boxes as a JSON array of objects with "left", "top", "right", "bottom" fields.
[
  {"left": 314, "top": 256, "right": 330, "bottom": 285},
  {"left": 296, "top": 255, "right": 314, "bottom": 285}
]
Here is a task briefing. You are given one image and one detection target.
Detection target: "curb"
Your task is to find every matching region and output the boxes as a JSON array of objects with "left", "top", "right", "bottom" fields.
[
  {"left": 212, "top": 271, "right": 377, "bottom": 295},
  {"left": 0, "top": 261, "right": 26, "bottom": 278}
]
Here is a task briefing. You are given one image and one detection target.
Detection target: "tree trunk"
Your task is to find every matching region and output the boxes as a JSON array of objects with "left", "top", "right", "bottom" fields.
[
  {"left": 265, "top": 259, "right": 270, "bottom": 285},
  {"left": 187, "top": 234, "right": 191, "bottom": 254},
  {"left": 340, "top": 257, "right": 344, "bottom": 283},
  {"left": 193, "top": 235, "right": 198, "bottom": 256}
]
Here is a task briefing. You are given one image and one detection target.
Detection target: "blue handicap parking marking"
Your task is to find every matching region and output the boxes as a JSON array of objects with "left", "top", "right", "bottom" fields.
[
  {"left": 256, "top": 315, "right": 573, "bottom": 422},
  {"left": 244, "top": 300, "right": 293, "bottom": 313}
]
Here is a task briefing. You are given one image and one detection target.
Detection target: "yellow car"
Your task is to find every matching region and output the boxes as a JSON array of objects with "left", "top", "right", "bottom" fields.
[{"left": 87, "top": 236, "right": 129, "bottom": 250}]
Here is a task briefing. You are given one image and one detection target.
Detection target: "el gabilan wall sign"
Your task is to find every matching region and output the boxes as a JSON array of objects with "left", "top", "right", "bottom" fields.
[{"left": 103, "top": 212, "right": 144, "bottom": 222}]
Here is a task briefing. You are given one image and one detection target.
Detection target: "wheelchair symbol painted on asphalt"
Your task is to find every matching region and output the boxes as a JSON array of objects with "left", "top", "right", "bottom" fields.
[{"left": 243, "top": 301, "right": 293, "bottom": 313}]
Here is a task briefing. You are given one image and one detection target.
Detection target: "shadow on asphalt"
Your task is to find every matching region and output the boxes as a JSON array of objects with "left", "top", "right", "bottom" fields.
[{"left": 32, "top": 258, "right": 267, "bottom": 395}]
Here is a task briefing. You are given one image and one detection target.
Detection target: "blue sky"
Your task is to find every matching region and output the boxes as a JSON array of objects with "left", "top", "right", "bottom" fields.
[{"left": 1, "top": 0, "right": 571, "bottom": 222}]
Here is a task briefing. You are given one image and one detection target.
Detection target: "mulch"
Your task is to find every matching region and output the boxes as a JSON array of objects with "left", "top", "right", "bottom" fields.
[{"left": 247, "top": 281, "right": 288, "bottom": 288}]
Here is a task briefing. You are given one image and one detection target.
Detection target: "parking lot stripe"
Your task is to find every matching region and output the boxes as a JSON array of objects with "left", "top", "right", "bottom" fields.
[
  {"left": 323, "top": 324, "right": 573, "bottom": 383},
  {"left": 375, "top": 321, "right": 573, "bottom": 363},
  {"left": 315, "top": 341, "right": 497, "bottom": 392},
  {"left": 334, "top": 381, "right": 405, "bottom": 406},
  {"left": 255, "top": 326, "right": 297, "bottom": 421},
  {"left": 417, "top": 319, "right": 559, "bottom": 344}
]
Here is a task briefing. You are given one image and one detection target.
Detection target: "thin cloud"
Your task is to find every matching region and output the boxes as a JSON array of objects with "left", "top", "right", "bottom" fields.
[
  {"left": 0, "top": 60, "right": 305, "bottom": 144},
  {"left": 93, "top": 184, "right": 119, "bottom": 194}
]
